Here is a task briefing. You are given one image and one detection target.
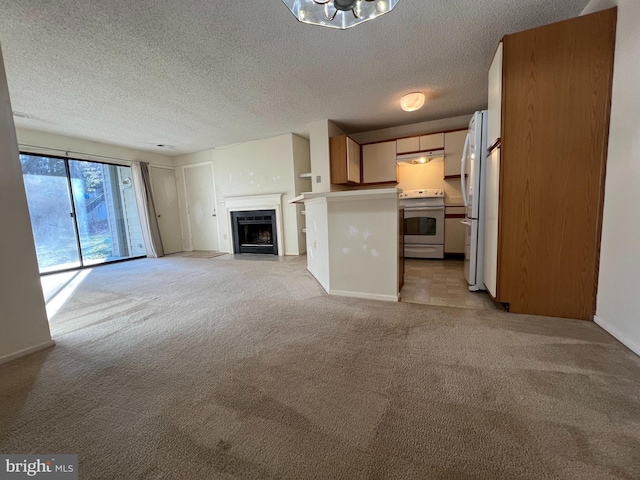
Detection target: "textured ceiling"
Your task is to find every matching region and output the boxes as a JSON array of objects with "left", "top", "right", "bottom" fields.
[{"left": 0, "top": 0, "right": 590, "bottom": 155}]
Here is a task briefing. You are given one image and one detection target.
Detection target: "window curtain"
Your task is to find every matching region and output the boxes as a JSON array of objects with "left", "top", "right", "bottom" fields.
[{"left": 131, "top": 161, "right": 164, "bottom": 258}]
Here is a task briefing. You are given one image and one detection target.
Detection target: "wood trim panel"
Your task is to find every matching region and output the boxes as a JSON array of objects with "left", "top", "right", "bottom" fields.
[
  {"left": 498, "top": 8, "right": 617, "bottom": 320},
  {"left": 444, "top": 174, "right": 462, "bottom": 179},
  {"left": 445, "top": 213, "right": 465, "bottom": 219}
]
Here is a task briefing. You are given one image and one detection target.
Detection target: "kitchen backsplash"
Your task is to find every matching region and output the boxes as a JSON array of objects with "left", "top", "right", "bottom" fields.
[{"left": 397, "top": 159, "right": 463, "bottom": 204}]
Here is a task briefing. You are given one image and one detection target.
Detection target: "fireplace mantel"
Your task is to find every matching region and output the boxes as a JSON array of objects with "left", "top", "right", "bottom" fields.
[{"left": 223, "top": 194, "right": 284, "bottom": 256}]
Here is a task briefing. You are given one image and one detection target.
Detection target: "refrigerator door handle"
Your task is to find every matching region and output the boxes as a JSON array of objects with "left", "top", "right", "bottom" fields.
[
  {"left": 460, "top": 133, "right": 471, "bottom": 207},
  {"left": 460, "top": 220, "right": 472, "bottom": 226}
]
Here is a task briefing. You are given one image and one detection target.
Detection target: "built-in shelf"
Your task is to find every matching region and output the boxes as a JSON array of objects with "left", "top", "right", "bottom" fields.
[{"left": 298, "top": 173, "right": 313, "bottom": 179}]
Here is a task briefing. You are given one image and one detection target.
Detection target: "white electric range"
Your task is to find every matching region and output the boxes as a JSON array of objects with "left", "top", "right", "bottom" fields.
[{"left": 399, "top": 189, "right": 445, "bottom": 259}]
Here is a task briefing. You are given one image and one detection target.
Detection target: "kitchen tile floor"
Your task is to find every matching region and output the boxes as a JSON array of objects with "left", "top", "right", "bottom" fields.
[{"left": 400, "top": 258, "right": 499, "bottom": 310}]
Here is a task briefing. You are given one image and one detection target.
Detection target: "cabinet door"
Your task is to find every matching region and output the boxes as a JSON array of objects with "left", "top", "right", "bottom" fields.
[
  {"left": 330, "top": 135, "right": 360, "bottom": 185},
  {"left": 444, "top": 130, "right": 467, "bottom": 178},
  {"left": 419, "top": 133, "right": 444, "bottom": 151},
  {"left": 347, "top": 137, "right": 361, "bottom": 184},
  {"left": 445, "top": 217, "right": 465, "bottom": 254},
  {"left": 396, "top": 136, "right": 419, "bottom": 154},
  {"left": 362, "top": 141, "right": 397, "bottom": 184},
  {"left": 498, "top": 8, "right": 615, "bottom": 319},
  {"left": 487, "top": 42, "right": 503, "bottom": 149}
]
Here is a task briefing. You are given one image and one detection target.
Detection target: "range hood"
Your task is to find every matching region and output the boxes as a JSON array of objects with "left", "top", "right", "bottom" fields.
[{"left": 396, "top": 149, "right": 445, "bottom": 165}]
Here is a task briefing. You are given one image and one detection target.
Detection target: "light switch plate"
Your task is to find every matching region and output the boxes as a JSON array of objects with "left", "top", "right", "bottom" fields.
[{"left": 316, "top": 175, "right": 321, "bottom": 183}]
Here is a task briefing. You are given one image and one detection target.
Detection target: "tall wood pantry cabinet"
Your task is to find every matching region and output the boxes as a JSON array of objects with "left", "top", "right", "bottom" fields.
[{"left": 483, "top": 8, "right": 617, "bottom": 321}]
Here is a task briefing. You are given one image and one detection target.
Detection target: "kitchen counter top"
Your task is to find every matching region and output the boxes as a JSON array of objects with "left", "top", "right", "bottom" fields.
[{"left": 290, "top": 188, "right": 401, "bottom": 204}]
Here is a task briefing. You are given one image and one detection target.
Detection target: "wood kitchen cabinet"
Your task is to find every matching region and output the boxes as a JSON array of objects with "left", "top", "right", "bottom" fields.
[
  {"left": 330, "top": 135, "right": 361, "bottom": 185},
  {"left": 443, "top": 130, "right": 467, "bottom": 179},
  {"left": 362, "top": 141, "right": 397, "bottom": 184},
  {"left": 483, "top": 8, "right": 617, "bottom": 321}
]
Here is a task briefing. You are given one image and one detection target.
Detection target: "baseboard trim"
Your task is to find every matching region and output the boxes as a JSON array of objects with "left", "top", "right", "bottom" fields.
[
  {"left": 0, "top": 340, "right": 56, "bottom": 366},
  {"left": 329, "top": 289, "right": 399, "bottom": 302},
  {"left": 594, "top": 315, "right": 640, "bottom": 357}
]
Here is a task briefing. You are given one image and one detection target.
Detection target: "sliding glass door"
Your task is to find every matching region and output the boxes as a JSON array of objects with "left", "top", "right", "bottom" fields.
[
  {"left": 20, "top": 154, "right": 146, "bottom": 273},
  {"left": 20, "top": 155, "right": 81, "bottom": 272}
]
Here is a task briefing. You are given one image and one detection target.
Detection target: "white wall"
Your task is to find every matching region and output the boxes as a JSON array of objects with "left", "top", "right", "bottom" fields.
[
  {"left": 328, "top": 196, "right": 398, "bottom": 300},
  {"left": 0, "top": 45, "right": 53, "bottom": 364},
  {"left": 305, "top": 199, "right": 330, "bottom": 291},
  {"left": 308, "top": 119, "right": 346, "bottom": 193},
  {"left": 16, "top": 127, "right": 174, "bottom": 167},
  {"left": 176, "top": 134, "right": 306, "bottom": 255},
  {"left": 581, "top": 0, "right": 640, "bottom": 355}
]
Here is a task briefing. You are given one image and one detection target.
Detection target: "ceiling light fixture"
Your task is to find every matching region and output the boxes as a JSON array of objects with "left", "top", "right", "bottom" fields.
[
  {"left": 400, "top": 92, "right": 426, "bottom": 112},
  {"left": 282, "top": 0, "right": 400, "bottom": 30}
]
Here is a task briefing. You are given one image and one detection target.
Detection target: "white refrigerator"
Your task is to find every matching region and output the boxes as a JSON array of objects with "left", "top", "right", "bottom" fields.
[{"left": 461, "top": 111, "right": 488, "bottom": 291}]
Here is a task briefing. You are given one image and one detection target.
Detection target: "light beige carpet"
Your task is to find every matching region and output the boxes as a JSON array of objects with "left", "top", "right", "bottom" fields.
[
  {"left": 172, "top": 251, "right": 228, "bottom": 259},
  {"left": 1, "top": 255, "right": 640, "bottom": 479}
]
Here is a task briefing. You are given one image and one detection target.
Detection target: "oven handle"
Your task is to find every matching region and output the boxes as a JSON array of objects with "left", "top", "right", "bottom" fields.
[{"left": 403, "top": 206, "right": 445, "bottom": 212}]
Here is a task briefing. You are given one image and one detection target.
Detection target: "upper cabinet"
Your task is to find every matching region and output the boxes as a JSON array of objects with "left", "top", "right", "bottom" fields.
[
  {"left": 396, "top": 133, "right": 444, "bottom": 154},
  {"left": 396, "top": 136, "right": 419, "bottom": 154},
  {"left": 363, "top": 141, "right": 397, "bottom": 184},
  {"left": 330, "top": 135, "right": 361, "bottom": 185},
  {"left": 487, "top": 42, "right": 503, "bottom": 150},
  {"left": 420, "top": 133, "right": 444, "bottom": 152},
  {"left": 443, "top": 130, "right": 467, "bottom": 179},
  {"left": 483, "top": 8, "right": 617, "bottom": 320}
]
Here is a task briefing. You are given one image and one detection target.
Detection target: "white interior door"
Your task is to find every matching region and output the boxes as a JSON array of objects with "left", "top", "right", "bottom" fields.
[
  {"left": 149, "top": 166, "right": 183, "bottom": 254},
  {"left": 184, "top": 163, "right": 219, "bottom": 251}
]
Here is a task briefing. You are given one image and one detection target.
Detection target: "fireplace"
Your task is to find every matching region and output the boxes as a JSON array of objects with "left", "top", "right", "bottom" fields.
[{"left": 231, "top": 210, "right": 278, "bottom": 255}]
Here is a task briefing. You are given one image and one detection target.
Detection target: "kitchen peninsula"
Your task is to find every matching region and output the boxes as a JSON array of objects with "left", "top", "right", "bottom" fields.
[{"left": 290, "top": 188, "right": 401, "bottom": 301}]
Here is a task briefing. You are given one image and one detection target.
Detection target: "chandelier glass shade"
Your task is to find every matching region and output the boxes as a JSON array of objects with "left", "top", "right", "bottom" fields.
[{"left": 282, "top": 0, "right": 400, "bottom": 30}]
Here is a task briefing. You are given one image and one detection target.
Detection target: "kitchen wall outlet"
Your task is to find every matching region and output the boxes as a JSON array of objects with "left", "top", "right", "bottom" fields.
[{"left": 316, "top": 175, "right": 321, "bottom": 183}]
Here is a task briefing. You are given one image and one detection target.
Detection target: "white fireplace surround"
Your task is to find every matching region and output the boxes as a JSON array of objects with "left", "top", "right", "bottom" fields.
[{"left": 223, "top": 194, "right": 284, "bottom": 256}]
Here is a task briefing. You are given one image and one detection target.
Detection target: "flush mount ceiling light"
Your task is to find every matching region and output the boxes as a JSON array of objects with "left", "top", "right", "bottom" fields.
[
  {"left": 282, "top": 0, "right": 400, "bottom": 30},
  {"left": 400, "top": 92, "right": 426, "bottom": 112}
]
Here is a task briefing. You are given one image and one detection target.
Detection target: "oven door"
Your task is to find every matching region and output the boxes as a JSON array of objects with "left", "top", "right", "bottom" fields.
[{"left": 403, "top": 206, "right": 445, "bottom": 246}]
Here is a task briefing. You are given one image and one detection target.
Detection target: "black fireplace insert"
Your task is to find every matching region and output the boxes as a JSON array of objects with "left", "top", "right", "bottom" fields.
[{"left": 231, "top": 210, "right": 278, "bottom": 255}]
